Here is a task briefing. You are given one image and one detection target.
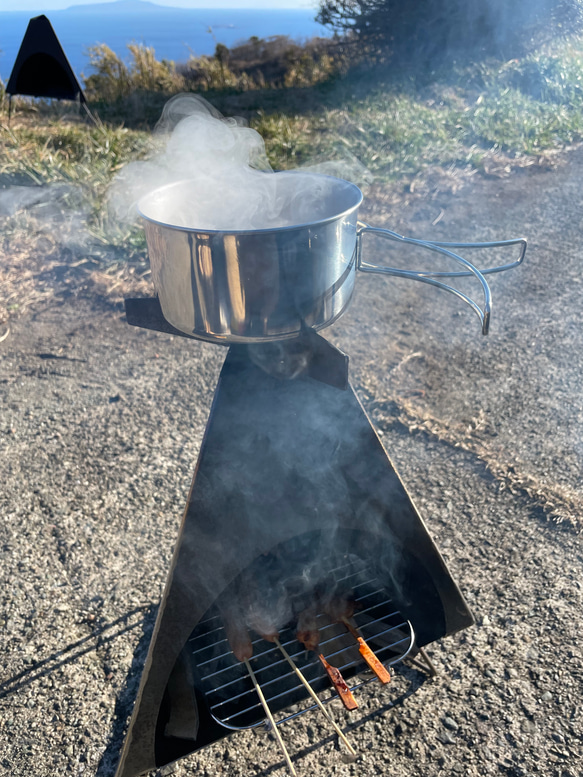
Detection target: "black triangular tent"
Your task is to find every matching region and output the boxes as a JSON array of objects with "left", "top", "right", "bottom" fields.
[{"left": 6, "top": 15, "right": 86, "bottom": 102}]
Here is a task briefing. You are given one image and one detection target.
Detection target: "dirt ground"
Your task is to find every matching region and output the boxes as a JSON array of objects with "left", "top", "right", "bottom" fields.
[{"left": 1, "top": 147, "right": 582, "bottom": 777}]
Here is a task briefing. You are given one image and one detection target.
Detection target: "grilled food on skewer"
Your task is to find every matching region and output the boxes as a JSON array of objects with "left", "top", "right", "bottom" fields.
[
  {"left": 221, "top": 556, "right": 291, "bottom": 659},
  {"left": 246, "top": 608, "right": 279, "bottom": 643},
  {"left": 317, "top": 654, "right": 359, "bottom": 711},
  {"left": 319, "top": 590, "right": 356, "bottom": 622},
  {"left": 242, "top": 560, "right": 291, "bottom": 643},
  {"left": 296, "top": 605, "right": 358, "bottom": 711},
  {"left": 322, "top": 592, "right": 391, "bottom": 685},
  {"left": 296, "top": 604, "right": 320, "bottom": 653},
  {"left": 220, "top": 602, "right": 253, "bottom": 662},
  {"left": 245, "top": 606, "right": 279, "bottom": 642},
  {"left": 344, "top": 620, "right": 392, "bottom": 685}
]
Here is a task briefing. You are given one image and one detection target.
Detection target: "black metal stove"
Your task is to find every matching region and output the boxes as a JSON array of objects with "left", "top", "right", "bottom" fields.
[{"left": 113, "top": 296, "right": 473, "bottom": 777}]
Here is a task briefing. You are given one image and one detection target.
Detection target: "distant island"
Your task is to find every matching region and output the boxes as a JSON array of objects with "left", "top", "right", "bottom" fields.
[
  {"left": 62, "top": 0, "right": 295, "bottom": 12},
  {"left": 64, "top": 0, "right": 178, "bottom": 13}
]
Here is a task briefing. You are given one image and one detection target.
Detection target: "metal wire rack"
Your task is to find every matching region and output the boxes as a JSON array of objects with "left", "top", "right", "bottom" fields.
[{"left": 188, "top": 557, "right": 415, "bottom": 730}]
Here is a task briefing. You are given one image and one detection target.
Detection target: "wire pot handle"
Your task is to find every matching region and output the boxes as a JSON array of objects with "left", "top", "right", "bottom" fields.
[{"left": 356, "top": 225, "right": 526, "bottom": 335}]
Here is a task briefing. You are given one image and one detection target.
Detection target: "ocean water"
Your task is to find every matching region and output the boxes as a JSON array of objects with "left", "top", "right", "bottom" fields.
[{"left": 0, "top": 8, "right": 330, "bottom": 83}]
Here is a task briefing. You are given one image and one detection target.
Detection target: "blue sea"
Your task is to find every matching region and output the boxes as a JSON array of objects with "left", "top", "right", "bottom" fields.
[{"left": 0, "top": 7, "right": 330, "bottom": 83}]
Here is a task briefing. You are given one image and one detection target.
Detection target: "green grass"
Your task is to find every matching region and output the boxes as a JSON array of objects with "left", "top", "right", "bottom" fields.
[
  {"left": 3, "top": 39, "right": 583, "bottom": 263},
  {"left": 254, "top": 42, "right": 583, "bottom": 177},
  {"left": 0, "top": 120, "right": 150, "bottom": 188},
  {"left": 0, "top": 118, "right": 152, "bottom": 259}
]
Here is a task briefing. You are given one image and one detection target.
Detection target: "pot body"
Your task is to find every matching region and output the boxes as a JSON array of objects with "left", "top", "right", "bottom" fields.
[{"left": 139, "top": 174, "right": 363, "bottom": 343}]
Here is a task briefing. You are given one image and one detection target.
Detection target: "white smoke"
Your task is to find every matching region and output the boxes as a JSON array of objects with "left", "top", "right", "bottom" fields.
[{"left": 108, "top": 93, "right": 366, "bottom": 232}]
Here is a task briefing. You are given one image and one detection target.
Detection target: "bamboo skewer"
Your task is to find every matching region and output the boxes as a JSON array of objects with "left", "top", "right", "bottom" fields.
[
  {"left": 244, "top": 658, "right": 298, "bottom": 777},
  {"left": 418, "top": 646, "right": 438, "bottom": 677},
  {"left": 274, "top": 637, "right": 357, "bottom": 757},
  {"left": 340, "top": 616, "right": 392, "bottom": 684}
]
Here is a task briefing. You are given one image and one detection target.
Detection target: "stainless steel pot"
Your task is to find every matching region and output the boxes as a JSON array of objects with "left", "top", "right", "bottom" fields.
[{"left": 138, "top": 172, "right": 526, "bottom": 344}]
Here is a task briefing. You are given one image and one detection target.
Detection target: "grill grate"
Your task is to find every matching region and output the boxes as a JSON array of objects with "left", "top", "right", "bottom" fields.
[{"left": 188, "top": 559, "right": 414, "bottom": 730}]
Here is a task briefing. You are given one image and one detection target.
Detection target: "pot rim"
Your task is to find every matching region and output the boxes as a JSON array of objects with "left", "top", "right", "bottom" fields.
[{"left": 137, "top": 171, "right": 364, "bottom": 236}]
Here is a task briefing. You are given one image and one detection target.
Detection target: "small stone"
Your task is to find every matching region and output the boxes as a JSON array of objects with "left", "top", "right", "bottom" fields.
[
  {"left": 65, "top": 746, "right": 74, "bottom": 757},
  {"left": 438, "top": 731, "right": 456, "bottom": 745},
  {"left": 443, "top": 716, "right": 459, "bottom": 731},
  {"left": 158, "top": 765, "right": 176, "bottom": 776},
  {"left": 541, "top": 691, "right": 553, "bottom": 702},
  {"left": 482, "top": 615, "right": 491, "bottom": 626}
]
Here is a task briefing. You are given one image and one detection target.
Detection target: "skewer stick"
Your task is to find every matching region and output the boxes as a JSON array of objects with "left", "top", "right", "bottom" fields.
[
  {"left": 243, "top": 658, "right": 298, "bottom": 777},
  {"left": 418, "top": 646, "right": 438, "bottom": 677},
  {"left": 341, "top": 616, "right": 391, "bottom": 685},
  {"left": 340, "top": 616, "right": 362, "bottom": 642},
  {"left": 274, "top": 637, "right": 357, "bottom": 757}
]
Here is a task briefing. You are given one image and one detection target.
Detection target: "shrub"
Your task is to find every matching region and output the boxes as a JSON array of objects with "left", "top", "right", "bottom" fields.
[
  {"left": 83, "top": 43, "right": 185, "bottom": 102},
  {"left": 153, "top": 36, "right": 342, "bottom": 94},
  {"left": 317, "top": 0, "right": 583, "bottom": 65},
  {"left": 83, "top": 44, "right": 132, "bottom": 101},
  {"left": 126, "top": 43, "right": 184, "bottom": 93}
]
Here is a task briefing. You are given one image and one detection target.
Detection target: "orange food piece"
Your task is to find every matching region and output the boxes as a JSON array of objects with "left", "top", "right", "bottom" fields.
[{"left": 357, "top": 638, "right": 391, "bottom": 684}]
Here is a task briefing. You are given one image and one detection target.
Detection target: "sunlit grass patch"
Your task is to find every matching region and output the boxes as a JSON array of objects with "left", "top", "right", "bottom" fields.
[
  {"left": 255, "top": 40, "right": 583, "bottom": 176},
  {"left": 458, "top": 87, "right": 583, "bottom": 153},
  {"left": 252, "top": 112, "right": 315, "bottom": 167},
  {"left": 0, "top": 121, "right": 151, "bottom": 189}
]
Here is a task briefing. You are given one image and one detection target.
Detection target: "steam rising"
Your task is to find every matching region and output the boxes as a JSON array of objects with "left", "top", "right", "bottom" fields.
[{"left": 109, "top": 94, "right": 366, "bottom": 231}]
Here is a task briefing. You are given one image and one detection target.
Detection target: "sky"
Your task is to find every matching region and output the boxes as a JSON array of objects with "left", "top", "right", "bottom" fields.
[{"left": 0, "top": 0, "right": 316, "bottom": 9}]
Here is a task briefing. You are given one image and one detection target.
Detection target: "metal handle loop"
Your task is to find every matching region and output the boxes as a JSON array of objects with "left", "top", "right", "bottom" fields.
[
  {"left": 419, "top": 237, "right": 527, "bottom": 277},
  {"left": 356, "top": 224, "right": 526, "bottom": 336}
]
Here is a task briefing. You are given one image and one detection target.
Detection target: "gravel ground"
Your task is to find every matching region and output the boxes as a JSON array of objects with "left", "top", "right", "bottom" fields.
[{"left": 1, "top": 148, "right": 582, "bottom": 777}]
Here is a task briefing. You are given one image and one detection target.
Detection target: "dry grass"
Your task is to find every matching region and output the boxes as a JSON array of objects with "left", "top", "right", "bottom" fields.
[
  {"left": 0, "top": 225, "right": 152, "bottom": 334},
  {"left": 0, "top": 235, "right": 60, "bottom": 328},
  {"left": 0, "top": 113, "right": 152, "bottom": 330},
  {"left": 370, "top": 395, "right": 582, "bottom": 530}
]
